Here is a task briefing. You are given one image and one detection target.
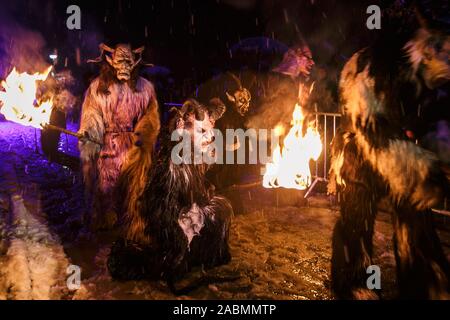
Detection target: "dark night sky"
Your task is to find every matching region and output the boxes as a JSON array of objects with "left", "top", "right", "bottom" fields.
[{"left": 0, "top": 0, "right": 387, "bottom": 88}]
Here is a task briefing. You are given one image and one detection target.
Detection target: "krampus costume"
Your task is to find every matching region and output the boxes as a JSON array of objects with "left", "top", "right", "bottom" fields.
[
  {"left": 329, "top": 2, "right": 450, "bottom": 299},
  {"left": 245, "top": 44, "right": 315, "bottom": 131},
  {"left": 199, "top": 72, "right": 252, "bottom": 190},
  {"left": 79, "top": 44, "right": 160, "bottom": 229},
  {"left": 108, "top": 98, "right": 233, "bottom": 285}
]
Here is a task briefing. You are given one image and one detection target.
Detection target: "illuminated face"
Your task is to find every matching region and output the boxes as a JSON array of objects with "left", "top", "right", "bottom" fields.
[
  {"left": 106, "top": 45, "right": 135, "bottom": 82},
  {"left": 192, "top": 113, "right": 215, "bottom": 154},
  {"left": 182, "top": 111, "right": 216, "bottom": 154},
  {"left": 273, "top": 45, "right": 314, "bottom": 78},
  {"left": 292, "top": 46, "right": 314, "bottom": 77},
  {"left": 226, "top": 88, "right": 251, "bottom": 116}
]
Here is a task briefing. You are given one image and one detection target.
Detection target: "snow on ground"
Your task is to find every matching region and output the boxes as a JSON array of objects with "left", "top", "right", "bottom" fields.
[
  {"left": 0, "top": 120, "right": 448, "bottom": 300},
  {"left": 0, "top": 123, "right": 72, "bottom": 299}
]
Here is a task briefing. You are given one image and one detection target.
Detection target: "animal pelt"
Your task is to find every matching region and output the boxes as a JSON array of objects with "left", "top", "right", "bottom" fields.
[
  {"left": 108, "top": 99, "right": 232, "bottom": 283},
  {"left": 333, "top": 41, "right": 449, "bottom": 210},
  {"left": 78, "top": 68, "right": 159, "bottom": 229},
  {"left": 329, "top": 2, "right": 450, "bottom": 299}
]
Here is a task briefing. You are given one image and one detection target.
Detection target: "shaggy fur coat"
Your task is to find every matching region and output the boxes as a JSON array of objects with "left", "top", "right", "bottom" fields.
[
  {"left": 328, "top": 8, "right": 450, "bottom": 298},
  {"left": 79, "top": 75, "right": 160, "bottom": 228},
  {"left": 108, "top": 101, "right": 232, "bottom": 285}
]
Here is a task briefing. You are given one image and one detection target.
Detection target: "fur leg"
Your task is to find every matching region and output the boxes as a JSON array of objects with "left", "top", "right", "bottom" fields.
[
  {"left": 331, "top": 136, "right": 381, "bottom": 299},
  {"left": 392, "top": 205, "right": 450, "bottom": 299},
  {"left": 119, "top": 104, "right": 160, "bottom": 244},
  {"left": 332, "top": 182, "right": 378, "bottom": 299},
  {"left": 90, "top": 189, "right": 117, "bottom": 231}
]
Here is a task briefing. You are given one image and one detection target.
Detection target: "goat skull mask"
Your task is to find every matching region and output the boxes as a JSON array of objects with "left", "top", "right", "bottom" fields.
[{"left": 91, "top": 43, "right": 145, "bottom": 82}]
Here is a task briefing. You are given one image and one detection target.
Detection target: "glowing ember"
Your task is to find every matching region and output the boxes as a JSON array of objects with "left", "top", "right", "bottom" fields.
[
  {"left": 0, "top": 66, "right": 53, "bottom": 129},
  {"left": 263, "top": 103, "right": 322, "bottom": 190}
]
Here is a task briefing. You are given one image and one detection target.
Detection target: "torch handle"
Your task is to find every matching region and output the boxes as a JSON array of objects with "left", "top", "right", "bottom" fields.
[{"left": 43, "top": 124, "right": 103, "bottom": 146}]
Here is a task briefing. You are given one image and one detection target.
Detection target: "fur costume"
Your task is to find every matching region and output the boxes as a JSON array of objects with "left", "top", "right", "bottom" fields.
[
  {"left": 201, "top": 45, "right": 314, "bottom": 190},
  {"left": 329, "top": 2, "right": 450, "bottom": 299},
  {"left": 108, "top": 98, "right": 232, "bottom": 285},
  {"left": 198, "top": 72, "right": 253, "bottom": 190},
  {"left": 79, "top": 44, "right": 160, "bottom": 229}
]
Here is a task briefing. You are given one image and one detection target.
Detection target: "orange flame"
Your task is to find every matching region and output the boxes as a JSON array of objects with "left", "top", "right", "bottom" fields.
[
  {"left": 263, "top": 103, "right": 322, "bottom": 190},
  {"left": 0, "top": 66, "right": 53, "bottom": 129}
]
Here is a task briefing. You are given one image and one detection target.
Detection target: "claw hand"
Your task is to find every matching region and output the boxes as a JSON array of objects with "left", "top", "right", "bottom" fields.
[{"left": 78, "top": 131, "right": 91, "bottom": 144}]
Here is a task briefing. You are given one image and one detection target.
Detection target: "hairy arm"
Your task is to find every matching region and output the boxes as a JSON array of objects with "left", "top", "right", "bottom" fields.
[
  {"left": 78, "top": 82, "right": 104, "bottom": 190},
  {"left": 120, "top": 83, "right": 161, "bottom": 244}
]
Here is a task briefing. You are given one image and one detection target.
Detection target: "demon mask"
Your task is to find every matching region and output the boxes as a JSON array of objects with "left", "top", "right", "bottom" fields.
[
  {"left": 225, "top": 73, "right": 252, "bottom": 116},
  {"left": 273, "top": 45, "right": 314, "bottom": 78},
  {"left": 172, "top": 98, "right": 226, "bottom": 162},
  {"left": 88, "top": 43, "right": 146, "bottom": 82}
]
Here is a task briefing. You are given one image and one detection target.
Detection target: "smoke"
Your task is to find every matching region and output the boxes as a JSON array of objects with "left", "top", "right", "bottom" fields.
[
  {"left": 0, "top": 7, "right": 50, "bottom": 75},
  {"left": 0, "top": 24, "right": 50, "bottom": 75},
  {"left": 244, "top": 0, "right": 381, "bottom": 130},
  {"left": 245, "top": 74, "right": 300, "bottom": 131}
]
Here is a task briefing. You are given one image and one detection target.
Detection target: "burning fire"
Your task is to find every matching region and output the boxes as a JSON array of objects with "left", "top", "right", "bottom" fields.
[
  {"left": 0, "top": 66, "right": 53, "bottom": 129},
  {"left": 263, "top": 103, "right": 322, "bottom": 190}
]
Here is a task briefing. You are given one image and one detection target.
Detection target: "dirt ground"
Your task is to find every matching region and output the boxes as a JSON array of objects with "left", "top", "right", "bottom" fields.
[{"left": 0, "top": 121, "right": 449, "bottom": 300}]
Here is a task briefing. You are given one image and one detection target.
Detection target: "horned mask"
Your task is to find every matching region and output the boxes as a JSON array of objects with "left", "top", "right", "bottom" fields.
[
  {"left": 88, "top": 43, "right": 146, "bottom": 82},
  {"left": 225, "top": 73, "right": 252, "bottom": 116},
  {"left": 171, "top": 98, "right": 226, "bottom": 155}
]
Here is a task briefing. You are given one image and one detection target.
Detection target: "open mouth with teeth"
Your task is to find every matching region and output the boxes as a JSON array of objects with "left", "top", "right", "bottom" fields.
[{"left": 117, "top": 72, "right": 130, "bottom": 80}]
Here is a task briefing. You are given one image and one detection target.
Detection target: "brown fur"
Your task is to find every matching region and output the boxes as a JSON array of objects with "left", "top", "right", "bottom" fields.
[
  {"left": 79, "top": 75, "right": 160, "bottom": 229},
  {"left": 118, "top": 98, "right": 160, "bottom": 244}
]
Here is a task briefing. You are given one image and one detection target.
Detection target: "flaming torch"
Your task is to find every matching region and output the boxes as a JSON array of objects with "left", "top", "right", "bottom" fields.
[
  {"left": 0, "top": 67, "right": 101, "bottom": 145},
  {"left": 263, "top": 85, "right": 322, "bottom": 191},
  {"left": 0, "top": 67, "right": 53, "bottom": 128}
]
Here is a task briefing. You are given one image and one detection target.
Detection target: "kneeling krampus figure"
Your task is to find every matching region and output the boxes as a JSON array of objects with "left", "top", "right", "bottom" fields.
[
  {"left": 329, "top": 2, "right": 450, "bottom": 299},
  {"left": 108, "top": 98, "right": 233, "bottom": 285}
]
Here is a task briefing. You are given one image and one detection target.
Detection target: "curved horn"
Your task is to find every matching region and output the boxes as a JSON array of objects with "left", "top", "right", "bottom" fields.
[
  {"left": 247, "top": 74, "right": 257, "bottom": 90},
  {"left": 226, "top": 72, "right": 243, "bottom": 90},
  {"left": 100, "top": 43, "right": 115, "bottom": 53},
  {"left": 132, "top": 46, "right": 145, "bottom": 54},
  {"left": 87, "top": 43, "right": 115, "bottom": 63},
  {"left": 132, "top": 46, "right": 146, "bottom": 69},
  {"left": 132, "top": 57, "right": 143, "bottom": 69},
  {"left": 207, "top": 98, "right": 226, "bottom": 120}
]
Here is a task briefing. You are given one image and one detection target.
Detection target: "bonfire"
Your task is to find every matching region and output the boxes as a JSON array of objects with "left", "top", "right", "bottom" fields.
[{"left": 263, "top": 100, "right": 322, "bottom": 190}]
